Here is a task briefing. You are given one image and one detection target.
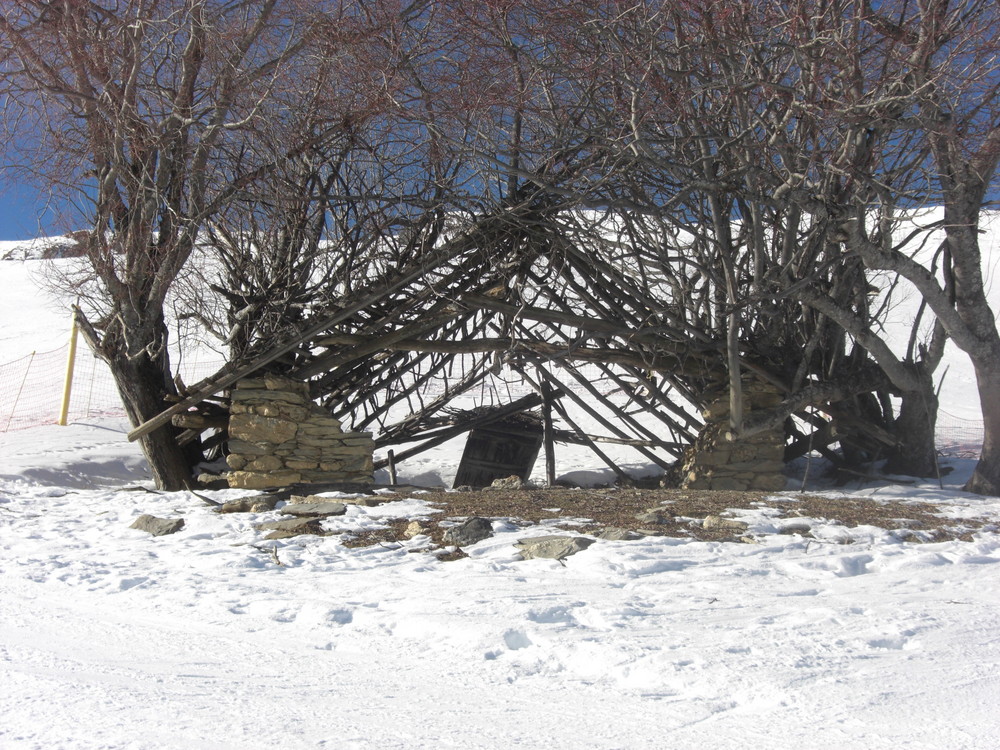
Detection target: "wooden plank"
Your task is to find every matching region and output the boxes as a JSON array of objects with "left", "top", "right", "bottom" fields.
[{"left": 294, "top": 305, "right": 462, "bottom": 379}]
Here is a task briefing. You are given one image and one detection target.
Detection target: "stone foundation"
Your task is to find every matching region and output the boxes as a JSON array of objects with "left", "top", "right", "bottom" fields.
[
  {"left": 680, "top": 381, "right": 788, "bottom": 492},
  {"left": 225, "top": 375, "right": 374, "bottom": 490}
]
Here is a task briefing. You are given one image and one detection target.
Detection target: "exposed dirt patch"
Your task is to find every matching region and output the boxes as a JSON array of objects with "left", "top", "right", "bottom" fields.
[{"left": 336, "top": 487, "right": 995, "bottom": 549}]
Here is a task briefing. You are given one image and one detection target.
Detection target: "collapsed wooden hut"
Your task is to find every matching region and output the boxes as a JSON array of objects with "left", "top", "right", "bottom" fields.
[{"left": 128, "top": 202, "right": 901, "bottom": 491}]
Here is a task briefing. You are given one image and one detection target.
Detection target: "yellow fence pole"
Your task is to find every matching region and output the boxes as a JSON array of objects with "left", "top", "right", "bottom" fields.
[{"left": 57, "top": 309, "right": 79, "bottom": 426}]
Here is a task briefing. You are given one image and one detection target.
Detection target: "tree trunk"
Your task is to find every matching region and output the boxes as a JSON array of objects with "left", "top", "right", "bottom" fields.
[
  {"left": 884, "top": 380, "right": 938, "bottom": 478},
  {"left": 108, "top": 350, "right": 199, "bottom": 492},
  {"left": 964, "top": 362, "right": 1000, "bottom": 496}
]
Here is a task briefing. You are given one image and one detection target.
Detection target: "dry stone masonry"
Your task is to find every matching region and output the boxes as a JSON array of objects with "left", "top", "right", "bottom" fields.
[
  {"left": 679, "top": 380, "right": 788, "bottom": 492},
  {"left": 226, "top": 374, "right": 374, "bottom": 490}
]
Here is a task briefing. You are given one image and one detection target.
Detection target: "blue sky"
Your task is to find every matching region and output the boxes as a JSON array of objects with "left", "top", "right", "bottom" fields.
[{"left": 0, "top": 179, "right": 70, "bottom": 240}]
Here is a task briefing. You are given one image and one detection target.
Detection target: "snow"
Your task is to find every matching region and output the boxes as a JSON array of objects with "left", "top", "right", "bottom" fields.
[
  {"left": 4, "top": 228, "right": 1000, "bottom": 749},
  {"left": 0, "top": 259, "right": 69, "bottom": 358},
  {"left": 2, "top": 456, "right": 1000, "bottom": 749}
]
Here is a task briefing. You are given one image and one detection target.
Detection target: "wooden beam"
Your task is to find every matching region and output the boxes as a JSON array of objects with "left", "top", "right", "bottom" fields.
[
  {"left": 549, "top": 396, "right": 634, "bottom": 486},
  {"left": 294, "top": 304, "right": 462, "bottom": 379},
  {"left": 551, "top": 430, "right": 684, "bottom": 450},
  {"left": 171, "top": 413, "right": 229, "bottom": 430},
  {"left": 126, "top": 239, "right": 474, "bottom": 442},
  {"left": 511, "top": 334, "right": 679, "bottom": 468},
  {"left": 462, "top": 293, "right": 712, "bottom": 360}
]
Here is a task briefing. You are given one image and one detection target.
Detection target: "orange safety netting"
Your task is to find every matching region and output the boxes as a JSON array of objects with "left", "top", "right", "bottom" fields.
[{"left": 1, "top": 345, "right": 225, "bottom": 433}]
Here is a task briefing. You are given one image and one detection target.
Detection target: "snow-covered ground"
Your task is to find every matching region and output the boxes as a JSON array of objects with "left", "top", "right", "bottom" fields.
[
  {"left": 2, "top": 427, "right": 999, "bottom": 749},
  {"left": 3, "top": 225, "right": 1000, "bottom": 749}
]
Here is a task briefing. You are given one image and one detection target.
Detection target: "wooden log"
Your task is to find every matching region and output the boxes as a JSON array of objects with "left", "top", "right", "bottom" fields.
[
  {"left": 369, "top": 358, "right": 493, "bottom": 442},
  {"left": 175, "top": 428, "right": 201, "bottom": 447},
  {"left": 551, "top": 430, "right": 685, "bottom": 450},
  {"left": 512, "top": 335, "right": 678, "bottom": 469},
  {"left": 619, "top": 364, "right": 702, "bottom": 435},
  {"left": 316, "top": 335, "right": 696, "bottom": 374},
  {"left": 559, "top": 364, "right": 677, "bottom": 465},
  {"left": 784, "top": 419, "right": 838, "bottom": 461},
  {"left": 387, "top": 450, "right": 398, "bottom": 486},
  {"left": 202, "top": 430, "right": 227, "bottom": 452},
  {"left": 557, "top": 244, "right": 720, "bottom": 346},
  {"left": 520, "top": 270, "right": 707, "bottom": 437},
  {"left": 315, "top": 311, "right": 492, "bottom": 416},
  {"left": 349, "top": 319, "right": 494, "bottom": 430},
  {"left": 295, "top": 304, "right": 462, "bottom": 379},
  {"left": 530, "top": 258, "right": 788, "bottom": 393},
  {"left": 465, "top": 293, "right": 629, "bottom": 341},
  {"left": 515, "top": 362, "right": 674, "bottom": 472},
  {"left": 175, "top": 423, "right": 229, "bottom": 448},
  {"left": 171, "top": 413, "right": 229, "bottom": 430},
  {"left": 528, "top": 319, "right": 695, "bottom": 453}
]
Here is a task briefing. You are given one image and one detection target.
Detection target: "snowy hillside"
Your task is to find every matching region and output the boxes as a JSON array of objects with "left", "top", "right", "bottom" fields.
[{"left": 0, "top": 234, "right": 84, "bottom": 261}]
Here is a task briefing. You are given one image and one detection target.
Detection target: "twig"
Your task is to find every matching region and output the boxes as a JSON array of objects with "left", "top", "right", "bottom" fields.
[
  {"left": 250, "top": 544, "right": 283, "bottom": 566},
  {"left": 189, "top": 489, "right": 222, "bottom": 507}
]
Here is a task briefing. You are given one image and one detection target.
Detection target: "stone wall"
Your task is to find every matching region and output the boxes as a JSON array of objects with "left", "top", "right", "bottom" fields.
[
  {"left": 679, "top": 381, "right": 787, "bottom": 492},
  {"left": 225, "top": 375, "right": 374, "bottom": 490}
]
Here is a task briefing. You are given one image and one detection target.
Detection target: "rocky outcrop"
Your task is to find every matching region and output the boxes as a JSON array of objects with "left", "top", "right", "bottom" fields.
[{"left": 225, "top": 375, "right": 374, "bottom": 490}]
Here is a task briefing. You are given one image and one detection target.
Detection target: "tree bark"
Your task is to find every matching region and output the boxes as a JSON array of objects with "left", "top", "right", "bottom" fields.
[
  {"left": 74, "top": 305, "right": 199, "bottom": 491},
  {"left": 884, "top": 380, "right": 938, "bottom": 478},
  {"left": 964, "top": 362, "right": 1000, "bottom": 496},
  {"left": 108, "top": 350, "right": 198, "bottom": 491}
]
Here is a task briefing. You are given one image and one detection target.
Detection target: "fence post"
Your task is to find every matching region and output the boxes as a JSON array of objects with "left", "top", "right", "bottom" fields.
[{"left": 57, "top": 309, "right": 79, "bottom": 426}]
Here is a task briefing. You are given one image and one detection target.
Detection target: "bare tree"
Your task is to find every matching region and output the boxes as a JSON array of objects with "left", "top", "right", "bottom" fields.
[
  {"left": 830, "top": 0, "right": 1000, "bottom": 492},
  {"left": 0, "top": 0, "right": 321, "bottom": 489},
  {"left": 558, "top": 0, "right": 1000, "bottom": 485}
]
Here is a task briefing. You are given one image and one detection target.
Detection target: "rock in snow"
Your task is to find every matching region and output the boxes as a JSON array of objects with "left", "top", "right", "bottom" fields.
[
  {"left": 218, "top": 494, "right": 282, "bottom": 513},
  {"left": 255, "top": 517, "right": 326, "bottom": 539},
  {"left": 702, "top": 514, "right": 749, "bottom": 532},
  {"left": 129, "top": 514, "right": 185, "bottom": 537},
  {"left": 514, "top": 535, "right": 595, "bottom": 560},
  {"left": 278, "top": 501, "right": 347, "bottom": 518},
  {"left": 443, "top": 516, "right": 494, "bottom": 546}
]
